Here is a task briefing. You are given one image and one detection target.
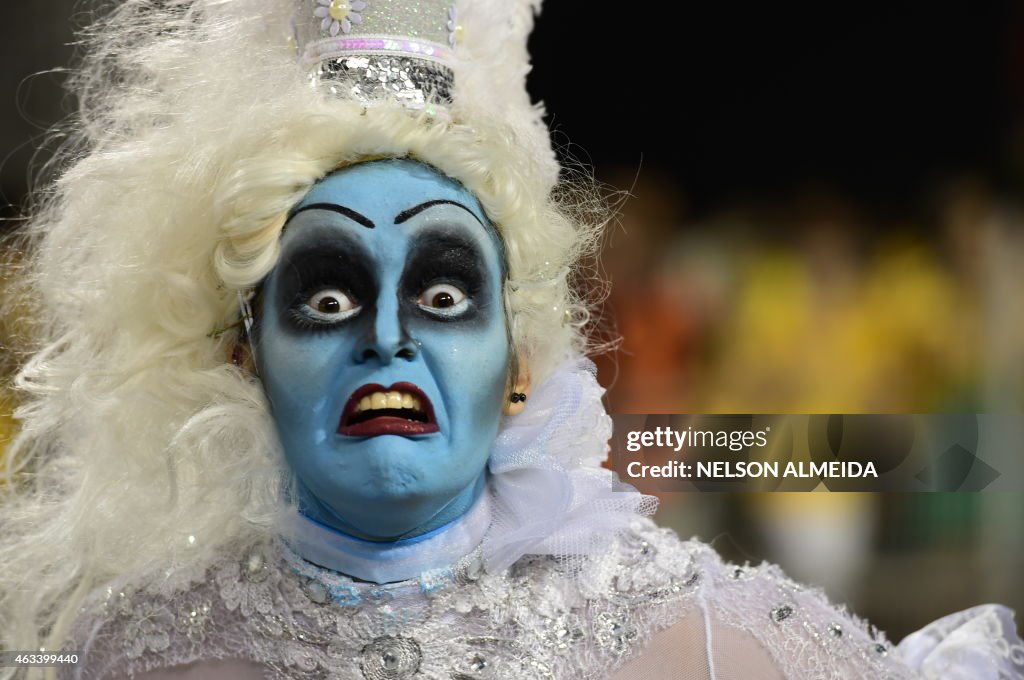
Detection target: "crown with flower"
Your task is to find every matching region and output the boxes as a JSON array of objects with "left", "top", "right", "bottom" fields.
[
  {"left": 288, "top": 0, "right": 561, "bottom": 190},
  {"left": 292, "top": 0, "right": 462, "bottom": 108}
]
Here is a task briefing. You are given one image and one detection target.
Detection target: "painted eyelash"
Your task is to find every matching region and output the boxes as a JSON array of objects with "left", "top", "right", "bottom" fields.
[
  {"left": 287, "top": 308, "right": 335, "bottom": 332},
  {"left": 417, "top": 302, "right": 471, "bottom": 319},
  {"left": 287, "top": 301, "right": 361, "bottom": 332},
  {"left": 414, "top": 282, "right": 474, "bottom": 321}
]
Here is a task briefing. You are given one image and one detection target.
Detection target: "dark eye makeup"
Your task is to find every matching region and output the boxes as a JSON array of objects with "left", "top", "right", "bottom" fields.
[
  {"left": 400, "top": 233, "right": 488, "bottom": 320},
  {"left": 272, "top": 223, "right": 497, "bottom": 331},
  {"left": 276, "top": 247, "right": 374, "bottom": 330}
]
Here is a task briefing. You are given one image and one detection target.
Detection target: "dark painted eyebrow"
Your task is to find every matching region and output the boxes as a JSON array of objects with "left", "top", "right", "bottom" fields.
[
  {"left": 394, "top": 199, "right": 485, "bottom": 227},
  {"left": 291, "top": 203, "right": 375, "bottom": 229}
]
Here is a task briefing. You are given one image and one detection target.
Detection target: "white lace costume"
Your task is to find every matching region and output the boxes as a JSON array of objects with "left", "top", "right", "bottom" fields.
[{"left": 67, "top": 362, "right": 1024, "bottom": 679}]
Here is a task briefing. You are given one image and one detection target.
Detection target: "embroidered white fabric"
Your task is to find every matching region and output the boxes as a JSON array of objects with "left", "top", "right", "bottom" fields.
[
  {"left": 66, "top": 519, "right": 1024, "bottom": 679},
  {"left": 63, "top": 359, "right": 1024, "bottom": 679}
]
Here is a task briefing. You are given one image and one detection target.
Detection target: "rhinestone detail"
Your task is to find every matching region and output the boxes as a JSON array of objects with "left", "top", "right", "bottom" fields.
[
  {"left": 360, "top": 635, "right": 422, "bottom": 679},
  {"left": 771, "top": 604, "right": 795, "bottom": 623}
]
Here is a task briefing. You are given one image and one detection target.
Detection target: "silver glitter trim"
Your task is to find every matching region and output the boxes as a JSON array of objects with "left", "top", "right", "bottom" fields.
[{"left": 311, "top": 55, "right": 453, "bottom": 106}]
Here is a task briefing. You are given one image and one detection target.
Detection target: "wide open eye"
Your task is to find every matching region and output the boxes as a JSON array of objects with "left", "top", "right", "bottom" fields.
[
  {"left": 301, "top": 288, "right": 361, "bottom": 322},
  {"left": 417, "top": 283, "right": 469, "bottom": 317}
]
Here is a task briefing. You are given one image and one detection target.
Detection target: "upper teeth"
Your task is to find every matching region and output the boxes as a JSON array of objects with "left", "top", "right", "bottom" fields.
[{"left": 354, "top": 390, "right": 423, "bottom": 413}]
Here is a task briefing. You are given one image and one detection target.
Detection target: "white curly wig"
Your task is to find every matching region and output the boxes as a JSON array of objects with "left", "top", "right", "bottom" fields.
[{"left": 0, "top": 0, "right": 607, "bottom": 661}]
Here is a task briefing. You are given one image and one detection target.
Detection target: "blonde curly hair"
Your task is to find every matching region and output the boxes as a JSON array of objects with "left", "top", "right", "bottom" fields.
[{"left": 0, "top": 0, "right": 607, "bottom": 664}]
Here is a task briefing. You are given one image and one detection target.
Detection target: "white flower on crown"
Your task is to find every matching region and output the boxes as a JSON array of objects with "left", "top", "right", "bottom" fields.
[{"left": 314, "top": 0, "right": 368, "bottom": 36}]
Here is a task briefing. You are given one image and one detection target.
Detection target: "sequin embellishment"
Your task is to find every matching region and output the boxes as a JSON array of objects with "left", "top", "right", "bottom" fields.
[
  {"left": 770, "top": 604, "right": 795, "bottom": 623},
  {"left": 360, "top": 635, "right": 422, "bottom": 679}
]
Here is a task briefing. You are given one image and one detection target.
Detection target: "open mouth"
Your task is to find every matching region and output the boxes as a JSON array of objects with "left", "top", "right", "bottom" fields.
[{"left": 337, "top": 382, "right": 439, "bottom": 437}]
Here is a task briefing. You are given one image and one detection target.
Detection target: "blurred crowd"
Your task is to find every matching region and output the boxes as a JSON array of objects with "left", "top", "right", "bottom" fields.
[
  {"left": 0, "top": 260, "right": 21, "bottom": 468},
  {"left": 597, "top": 174, "right": 1024, "bottom": 415},
  {"left": 594, "top": 169, "right": 1024, "bottom": 637}
]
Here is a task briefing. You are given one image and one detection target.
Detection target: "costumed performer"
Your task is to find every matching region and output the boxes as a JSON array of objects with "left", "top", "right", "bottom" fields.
[{"left": 0, "top": 0, "right": 1021, "bottom": 678}]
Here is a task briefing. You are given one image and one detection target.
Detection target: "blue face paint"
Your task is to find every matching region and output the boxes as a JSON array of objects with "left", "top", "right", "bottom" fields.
[{"left": 256, "top": 159, "right": 509, "bottom": 541}]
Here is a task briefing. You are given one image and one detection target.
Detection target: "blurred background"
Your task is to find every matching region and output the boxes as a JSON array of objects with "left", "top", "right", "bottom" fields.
[
  {"left": 528, "top": 0, "right": 1024, "bottom": 640},
  {"left": 1, "top": 1, "right": 1022, "bottom": 640}
]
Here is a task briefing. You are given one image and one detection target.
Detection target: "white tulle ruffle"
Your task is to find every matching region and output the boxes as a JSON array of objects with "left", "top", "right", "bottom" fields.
[
  {"left": 897, "top": 604, "right": 1024, "bottom": 679},
  {"left": 482, "top": 357, "right": 658, "bottom": 572}
]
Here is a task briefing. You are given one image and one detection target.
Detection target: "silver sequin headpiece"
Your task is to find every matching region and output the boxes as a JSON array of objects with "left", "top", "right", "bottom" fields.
[{"left": 292, "top": 0, "right": 459, "bottom": 107}]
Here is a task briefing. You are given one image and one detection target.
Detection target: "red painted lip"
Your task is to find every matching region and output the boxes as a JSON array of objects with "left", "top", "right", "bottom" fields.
[{"left": 337, "top": 382, "right": 439, "bottom": 437}]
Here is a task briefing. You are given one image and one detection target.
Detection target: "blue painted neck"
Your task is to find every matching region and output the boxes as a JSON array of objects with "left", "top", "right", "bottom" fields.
[
  {"left": 296, "top": 472, "right": 488, "bottom": 541},
  {"left": 283, "top": 484, "right": 493, "bottom": 583}
]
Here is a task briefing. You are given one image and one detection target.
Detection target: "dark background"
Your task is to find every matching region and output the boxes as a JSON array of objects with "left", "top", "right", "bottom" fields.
[
  {"left": 1, "top": 2, "right": 1021, "bottom": 219},
  {"left": 528, "top": 1, "right": 1021, "bottom": 219}
]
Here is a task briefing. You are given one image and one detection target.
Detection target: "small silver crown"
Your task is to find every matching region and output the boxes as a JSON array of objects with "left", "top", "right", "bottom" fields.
[{"left": 292, "top": 0, "right": 460, "bottom": 108}]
